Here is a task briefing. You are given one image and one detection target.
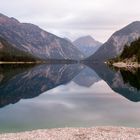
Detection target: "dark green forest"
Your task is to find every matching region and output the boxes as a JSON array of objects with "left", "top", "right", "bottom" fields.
[
  {"left": 109, "top": 38, "right": 140, "bottom": 63},
  {"left": 120, "top": 38, "right": 140, "bottom": 62},
  {"left": 0, "top": 37, "right": 39, "bottom": 62}
]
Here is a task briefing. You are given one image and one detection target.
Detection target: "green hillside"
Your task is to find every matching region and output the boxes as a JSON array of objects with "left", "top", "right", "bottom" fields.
[{"left": 0, "top": 37, "right": 40, "bottom": 62}]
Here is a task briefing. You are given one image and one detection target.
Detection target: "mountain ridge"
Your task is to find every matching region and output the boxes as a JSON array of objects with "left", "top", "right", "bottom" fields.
[
  {"left": 87, "top": 21, "right": 140, "bottom": 61},
  {"left": 0, "top": 13, "right": 84, "bottom": 61}
]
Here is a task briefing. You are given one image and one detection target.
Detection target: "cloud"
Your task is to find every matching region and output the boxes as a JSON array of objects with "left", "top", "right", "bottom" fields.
[{"left": 0, "top": 0, "right": 140, "bottom": 42}]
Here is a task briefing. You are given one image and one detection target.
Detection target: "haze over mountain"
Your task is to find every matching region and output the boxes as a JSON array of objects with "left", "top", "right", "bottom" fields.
[
  {"left": 73, "top": 36, "right": 102, "bottom": 58},
  {"left": 87, "top": 21, "right": 140, "bottom": 61},
  {"left": 0, "top": 13, "right": 84, "bottom": 61}
]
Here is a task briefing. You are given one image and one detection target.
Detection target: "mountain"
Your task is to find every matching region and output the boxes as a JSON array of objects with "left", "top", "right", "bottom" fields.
[
  {"left": 87, "top": 21, "right": 140, "bottom": 61},
  {"left": 0, "top": 13, "right": 83, "bottom": 60},
  {"left": 73, "top": 36, "right": 102, "bottom": 58},
  {"left": 0, "top": 37, "right": 40, "bottom": 62}
]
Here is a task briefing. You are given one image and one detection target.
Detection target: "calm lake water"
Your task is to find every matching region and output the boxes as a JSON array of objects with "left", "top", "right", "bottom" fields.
[{"left": 0, "top": 63, "right": 140, "bottom": 133}]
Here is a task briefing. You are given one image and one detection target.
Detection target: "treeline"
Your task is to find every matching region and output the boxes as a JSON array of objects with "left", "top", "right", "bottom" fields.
[
  {"left": 109, "top": 38, "right": 140, "bottom": 63},
  {"left": 0, "top": 37, "right": 39, "bottom": 62},
  {"left": 120, "top": 38, "right": 140, "bottom": 62},
  {"left": 0, "top": 51, "right": 37, "bottom": 62}
]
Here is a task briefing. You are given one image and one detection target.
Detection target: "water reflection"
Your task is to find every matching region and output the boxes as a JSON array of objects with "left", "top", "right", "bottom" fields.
[
  {"left": 87, "top": 63, "right": 140, "bottom": 102},
  {"left": 0, "top": 63, "right": 140, "bottom": 108},
  {"left": 119, "top": 68, "right": 140, "bottom": 90},
  {"left": 73, "top": 67, "right": 100, "bottom": 87},
  {"left": 0, "top": 63, "right": 140, "bottom": 132},
  {"left": 0, "top": 64, "right": 84, "bottom": 108}
]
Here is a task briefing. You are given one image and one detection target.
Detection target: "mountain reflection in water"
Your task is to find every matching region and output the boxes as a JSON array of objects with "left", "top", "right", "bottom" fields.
[
  {"left": 0, "top": 63, "right": 140, "bottom": 132},
  {"left": 0, "top": 64, "right": 85, "bottom": 108},
  {"left": 0, "top": 63, "right": 140, "bottom": 108},
  {"left": 87, "top": 63, "right": 140, "bottom": 102}
]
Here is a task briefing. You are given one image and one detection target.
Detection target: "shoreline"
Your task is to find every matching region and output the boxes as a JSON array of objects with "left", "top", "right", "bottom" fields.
[
  {"left": 0, "top": 61, "right": 44, "bottom": 64},
  {"left": 0, "top": 127, "right": 140, "bottom": 140},
  {"left": 0, "top": 60, "right": 78, "bottom": 65},
  {"left": 112, "top": 62, "right": 140, "bottom": 68}
]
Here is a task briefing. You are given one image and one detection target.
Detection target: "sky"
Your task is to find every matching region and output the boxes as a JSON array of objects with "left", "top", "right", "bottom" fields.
[{"left": 0, "top": 0, "right": 140, "bottom": 43}]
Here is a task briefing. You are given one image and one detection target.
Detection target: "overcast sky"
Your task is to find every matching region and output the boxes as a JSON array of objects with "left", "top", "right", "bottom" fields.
[{"left": 0, "top": 0, "right": 140, "bottom": 42}]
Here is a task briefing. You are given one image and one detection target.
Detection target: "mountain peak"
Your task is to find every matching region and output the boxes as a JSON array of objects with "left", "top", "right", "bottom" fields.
[
  {"left": 73, "top": 35, "right": 102, "bottom": 58},
  {"left": 73, "top": 35, "right": 102, "bottom": 46},
  {"left": 75, "top": 35, "right": 95, "bottom": 41}
]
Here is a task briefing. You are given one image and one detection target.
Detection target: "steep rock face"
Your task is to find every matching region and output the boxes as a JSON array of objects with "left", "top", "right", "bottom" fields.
[
  {"left": 73, "top": 36, "right": 102, "bottom": 58},
  {"left": 0, "top": 13, "right": 83, "bottom": 60},
  {"left": 88, "top": 21, "right": 140, "bottom": 61}
]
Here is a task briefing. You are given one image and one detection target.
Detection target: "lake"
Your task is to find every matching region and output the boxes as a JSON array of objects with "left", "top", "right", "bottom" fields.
[{"left": 0, "top": 63, "right": 140, "bottom": 133}]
